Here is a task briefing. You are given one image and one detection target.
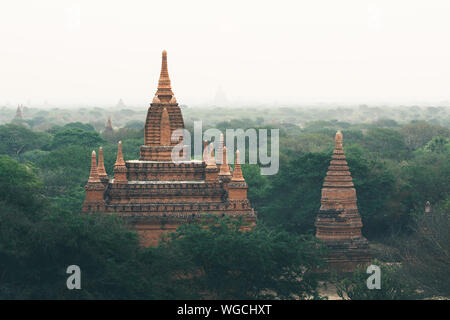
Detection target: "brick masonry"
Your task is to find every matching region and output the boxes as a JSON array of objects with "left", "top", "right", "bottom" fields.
[{"left": 83, "top": 51, "right": 256, "bottom": 246}]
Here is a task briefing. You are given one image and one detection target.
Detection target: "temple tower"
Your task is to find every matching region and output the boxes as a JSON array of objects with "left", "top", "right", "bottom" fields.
[
  {"left": 104, "top": 116, "right": 114, "bottom": 140},
  {"left": 13, "top": 104, "right": 24, "bottom": 121},
  {"left": 83, "top": 50, "right": 256, "bottom": 246},
  {"left": 97, "top": 147, "right": 109, "bottom": 186},
  {"left": 315, "top": 131, "right": 371, "bottom": 272},
  {"left": 82, "top": 151, "right": 106, "bottom": 211},
  {"left": 140, "top": 50, "right": 184, "bottom": 161}
]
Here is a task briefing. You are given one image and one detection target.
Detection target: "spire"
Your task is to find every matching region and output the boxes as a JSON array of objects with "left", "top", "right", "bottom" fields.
[
  {"left": 205, "top": 142, "right": 219, "bottom": 181},
  {"left": 15, "top": 105, "right": 23, "bottom": 119},
  {"left": 83, "top": 150, "right": 106, "bottom": 211},
  {"left": 106, "top": 116, "right": 113, "bottom": 130},
  {"left": 97, "top": 147, "right": 109, "bottom": 182},
  {"left": 115, "top": 141, "right": 125, "bottom": 166},
  {"left": 113, "top": 141, "right": 128, "bottom": 183},
  {"left": 322, "top": 130, "right": 354, "bottom": 189},
  {"left": 425, "top": 201, "right": 432, "bottom": 214},
  {"left": 155, "top": 50, "right": 174, "bottom": 103},
  {"left": 219, "top": 146, "right": 231, "bottom": 176},
  {"left": 206, "top": 142, "right": 216, "bottom": 168},
  {"left": 88, "top": 151, "right": 101, "bottom": 183},
  {"left": 232, "top": 150, "right": 245, "bottom": 182}
]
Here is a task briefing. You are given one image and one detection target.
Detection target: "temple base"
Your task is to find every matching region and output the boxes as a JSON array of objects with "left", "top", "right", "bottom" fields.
[
  {"left": 319, "top": 237, "right": 371, "bottom": 273},
  {"left": 124, "top": 215, "right": 257, "bottom": 247}
]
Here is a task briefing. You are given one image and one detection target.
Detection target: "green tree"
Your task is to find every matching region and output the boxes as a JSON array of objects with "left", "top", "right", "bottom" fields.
[
  {"left": 362, "top": 128, "right": 408, "bottom": 160},
  {"left": 0, "top": 123, "right": 51, "bottom": 158},
  {"left": 0, "top": 155, "right": 43, "bottom": 210},
  {"left": 335, "top": 260, "right": 418, "bottom": 300},
  {"left": 51, "top": 128, "right": 104, "bottom": 150},
  {"left": 63, "top": 122, "right": 96, "bottom": 132},
  {"left": 424, "top": 136, "right": 449, "bottom": 154},
  {"left": 401, "top": 121, "right": 450, "bottom": 151},
  {"left": 261, "top": 153, "right": 329, "bottom": 234},
  {"left": 159, "top": 217, "right": 326, "bottom": 299}
]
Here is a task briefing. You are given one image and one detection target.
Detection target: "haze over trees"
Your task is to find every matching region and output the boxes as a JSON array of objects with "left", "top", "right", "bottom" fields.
[{"left": 0, "top": 104, "right": 448, "bottom": 299}]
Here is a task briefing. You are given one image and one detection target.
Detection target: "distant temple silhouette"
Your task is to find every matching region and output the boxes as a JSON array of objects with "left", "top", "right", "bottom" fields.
[
  {"left": 83, "top": 51, "right": 256, "bottom": 246},
  {"left": 104, "top": 116, "right": 114, "bottom": 138},
  {"left": 116, "top": 98, "right": 126, "bottom": 109},
  {"left": 15, "top": 105, "right": 24, "bottom": 120}
]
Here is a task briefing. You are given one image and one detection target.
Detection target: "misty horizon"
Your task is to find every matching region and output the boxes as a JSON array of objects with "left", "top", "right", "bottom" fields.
[{"left": 1, "top": 0, "right": 450, "bottom": 107}]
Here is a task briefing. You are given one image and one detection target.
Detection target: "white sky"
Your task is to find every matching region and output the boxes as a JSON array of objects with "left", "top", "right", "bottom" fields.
[{"left": 1, "top": 0, "right": 449, "bottom": 106}]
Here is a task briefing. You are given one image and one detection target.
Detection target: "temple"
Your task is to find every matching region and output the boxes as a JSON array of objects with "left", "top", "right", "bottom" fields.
[
  {"left": 83, "top": 50, "right": 256, "bottom": 246},
  {"left": 315, "top": 131, "right": 371, "bottom": 272},
  {"left": 15, "top": 105, "right": 24, "bottom": 120},
  {"left": 104, "top": 116, "right": 114, "bottom": 138}
]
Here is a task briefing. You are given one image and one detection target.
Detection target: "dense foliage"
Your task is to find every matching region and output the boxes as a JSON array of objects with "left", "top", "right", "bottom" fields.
[{"left": 0, "top": 104, "right": 449, "bottom": 299}]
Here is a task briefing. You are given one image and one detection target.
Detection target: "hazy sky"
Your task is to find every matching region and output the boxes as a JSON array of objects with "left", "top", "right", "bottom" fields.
[{"left": 1, "top": 0, "right": 449, "bottom": 106}]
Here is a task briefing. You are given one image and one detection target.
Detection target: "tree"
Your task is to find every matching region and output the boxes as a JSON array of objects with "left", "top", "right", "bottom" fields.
[
  {"left": 0, "top": 156, "right": 170, "bottom": 299},
  {"left": 0, "top": 155, "right": 43, "bottom": 210},
  {"left": 158, "top": 217, "right": 326, "bottom": 299},
  {"left": 242, "top": 164, "right": 270, "bottom": 209},
  {"left": 401, "top": 121, "right": 450, "bottom": 151},
  {"left": 424, "top": 136, "right": 449, "bottom": 154},
  {"left": 63, "top": 122, "right": 96, "bottom": 132},
  {"left": 0, "top": 124, "right": 51, "bottom": 158},
  {"left": 51, "top": 128, "right": 104, "bottom": 150},
  {"left": 399, "top": 150, "right": 450, "bottom": 215},
  {"left": 260, "top": 153, "right": 329, "bottom": 234},
  {"left": 362, "top": 128, "right": 409, "bottom": 160},
  {"left": 346, "top": 154, "right": 398, "bottom": 237},
  {"left": 393, "top": 204, "right": 450, "bottom": 298},
  {"left": 334, "top": 260, "right": 418, "bottom": 300}
]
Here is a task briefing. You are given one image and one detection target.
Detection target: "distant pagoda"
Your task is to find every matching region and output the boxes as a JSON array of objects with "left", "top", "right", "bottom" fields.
[
  {"left": 15, "top": 104, "right": 24, "bottom": 120},
  {"left": 104, "top": 116, "right": 114, "bottom": 138},
  {"left": 315, "top": 131, "right": 371, "bottom": 272},
  {"left": 116, "top": 98, "right": 126, "bottom": 109},
  {"left": 83, "top": 51, "right": 256, "bottom": 246}
]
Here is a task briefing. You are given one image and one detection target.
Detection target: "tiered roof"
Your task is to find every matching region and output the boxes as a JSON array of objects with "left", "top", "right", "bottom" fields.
[{"left": 83, "top": 50, "right": 256, "bottom": 246}]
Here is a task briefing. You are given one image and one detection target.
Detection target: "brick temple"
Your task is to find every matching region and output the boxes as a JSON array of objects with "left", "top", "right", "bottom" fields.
[
  {"left": 315, "top": 131, "right": 371, "bottom": 272},
  {"left": 83, "top": 51, "right": 256, "bottom": 246}
]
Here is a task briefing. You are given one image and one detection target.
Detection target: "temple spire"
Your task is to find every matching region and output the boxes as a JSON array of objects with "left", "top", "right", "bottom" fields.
[
  {"left": 15, "top": 105, "right": 24, "bottom": 119},
  {"left": 106, "top": 116, "right": 113, "bottom": 130},
  {"left": 155, "top": 50, "right": 174, "bottom": 103},
  {"left": 205, "top": 142, "right": 219, "bottom": 181},
  {"left": 88, "top": 151, "right": 101, "bottom": 183},
  {"left": 219, "top": 146, "right": 231, "bottom": 176},
  {"left": 83, "top": 150, "right": 106, "bottom": 211},
  {"left": 115, "top": 141, "right": 125, "bottom": 166},
  {"left": 113, "top": 141, "right": 127, "bottom": 183},
  {"left": 232, "top": 150, "right": 245, "bottom": 182},
  {"left": 322, "top": 130, "right": 354, "bottom": 190},
  {"left": 425, "top": 201, "right": 432, "bottom": 214},
  {"left": 97, "top": 147, "right": 109, "bottom": 183}
]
